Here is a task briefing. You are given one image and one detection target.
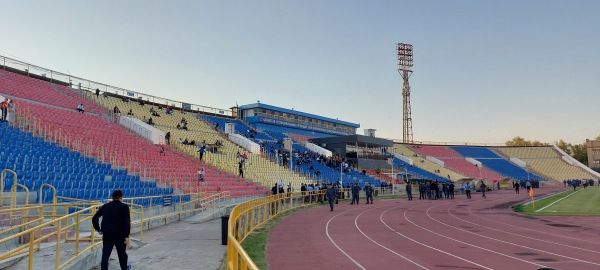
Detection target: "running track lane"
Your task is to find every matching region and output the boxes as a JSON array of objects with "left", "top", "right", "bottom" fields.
[{"left": 267, "top": 187, "right": 600, "bottom": 270}]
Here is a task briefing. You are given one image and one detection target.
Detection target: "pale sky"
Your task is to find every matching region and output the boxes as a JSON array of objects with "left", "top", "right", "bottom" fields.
[{"left": 1, "top": 1, "right": 598, "bottom": 144}]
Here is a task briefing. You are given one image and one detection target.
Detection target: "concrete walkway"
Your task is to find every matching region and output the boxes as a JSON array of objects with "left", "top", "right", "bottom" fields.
[{"left": 101, "top": 215, "right": 226, "bottom": 270}]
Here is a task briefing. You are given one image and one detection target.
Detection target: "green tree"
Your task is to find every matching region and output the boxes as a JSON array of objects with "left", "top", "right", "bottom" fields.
[
  {"left": 505, "top": 136, "right": 549, "bottom": 146},
  {"left": 555, "top": 139, "right": 572, "bottom": 155},
  {"left": 571, "top": 144, "right": 588, "bottom": 165}
]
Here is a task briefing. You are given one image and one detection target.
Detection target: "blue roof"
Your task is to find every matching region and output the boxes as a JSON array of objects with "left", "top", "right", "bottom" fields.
[{"left": 239, "top": 103, "right": 360, "bottom": 128}]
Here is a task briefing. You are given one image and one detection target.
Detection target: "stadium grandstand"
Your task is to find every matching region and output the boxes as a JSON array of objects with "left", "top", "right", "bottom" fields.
[{"left": 1, "top": 53, "right": 600, "bottom": 269}]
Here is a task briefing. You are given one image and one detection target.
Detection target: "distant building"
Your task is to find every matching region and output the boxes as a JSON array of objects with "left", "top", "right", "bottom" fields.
[
  {"left": 586, "top": 139, "right": 600, "bottom": 169},
  {"left": 238, "top": 103, "right": 359, "bottom": 138}
]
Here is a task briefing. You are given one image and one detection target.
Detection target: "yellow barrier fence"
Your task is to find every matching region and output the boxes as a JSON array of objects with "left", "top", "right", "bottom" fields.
[
  {"left": 1, "top": 188, "right": 232, "bottom": 269},
  {"left": 226, "top": 190, "right": 327, "bottom": 270}
]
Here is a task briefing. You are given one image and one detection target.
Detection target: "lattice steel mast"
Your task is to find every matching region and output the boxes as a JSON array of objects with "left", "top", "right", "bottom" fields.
[{"left": 397, "top": 43, "right": 414, "bottom": 143}]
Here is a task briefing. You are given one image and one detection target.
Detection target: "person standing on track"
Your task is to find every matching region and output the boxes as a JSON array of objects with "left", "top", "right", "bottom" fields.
[
  {"left": 514, "top": 181, "right": 520, "bottom": 194},
  {"left": 350, "top": 183, "right": 360, "bottom": 205},
  {"left": 464, "top": 182, "right": 472, "bottom": 199},
  {"left": 448, "top": 181, "right": 455, "bottom": 199},
  {"left": 364, "top": 183, "right": 374, "bottom": 204},
  {"left": 406, "top": 182, "right": 413, "bottom": 201},
  {"left": 480, "top": 182, "right": 486, "bottom": 198},
  {"left": 326, "top": 183, "right": 338, "bottom": 211}
]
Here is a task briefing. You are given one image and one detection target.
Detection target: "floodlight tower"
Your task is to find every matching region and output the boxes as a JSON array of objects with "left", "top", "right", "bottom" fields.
[{"left": 397, "top": 43, "right": 414, "bottom": 143}]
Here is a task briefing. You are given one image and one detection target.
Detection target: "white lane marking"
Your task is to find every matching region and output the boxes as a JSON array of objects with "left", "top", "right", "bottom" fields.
[
  {"left": 425, "top": 203, "right": 600, "bottom": 267},
  {"left": 326, "top": 207, "right": 367, "bottom": 270},
  {"left": 398, "top": 203, "right": 551, "bottom": 269},
  {"left": 535, "top": 189, "right": 582, "bottom": 212},
  {"left": 446, "top": 204, "right": 600, "bottom": 255},
  {"left": 354, "top": 207, "right": 429, "bottom": 270},
  {"left": 379, "top": 205, "right": 495, "bottom": 270},
  {"left": 469, "top": 196, "right": 600, "bottom": 244}
]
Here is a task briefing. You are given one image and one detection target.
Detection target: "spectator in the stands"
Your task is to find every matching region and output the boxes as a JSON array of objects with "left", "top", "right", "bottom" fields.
[
  {"left": 198, "top": 146, "right": 205, "bottom": 160},
  {"left": 1, "top": 98, "right": 9, "bottom": 121},
  {"left": 127, "top": 109, "right": 134, "bottom": 116},
  {"left": 165, "top": 132, "right": 171, "bottom": 144},
  {"left": 95, "top": 88, "right": 100, "bottom": 97},
  {"left": 138, "top": 98, "right": 144, "bottom": 106},
  {"left": 122, "top": 96, "right": 129, "bottom": 102},
  {"left": 198, "top": 167, "right": 205, "bottom": 183},
  {"left": 113, "top": 106, "right": 121, "bottom": 114},
  {"left": 159, "top": 146, "right": 166, "bottom": 156},
  {"left": 76, "top": 104, "right": 85, "bottom": 113}
]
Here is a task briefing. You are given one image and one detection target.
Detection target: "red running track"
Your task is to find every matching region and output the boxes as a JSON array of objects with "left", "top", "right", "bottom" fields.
[{"left": 267, "top": 187, "right": 600, "bottom": 270}]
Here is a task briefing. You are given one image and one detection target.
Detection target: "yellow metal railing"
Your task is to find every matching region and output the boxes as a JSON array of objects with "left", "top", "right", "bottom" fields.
[
  {"left": 0, "top": 188, "right": 232, "bottom": 270},
  {"left": 226, "top": 190, "right": 327, "bottom": 270},
  {"left": 0, "top": 168, "right": 18, "bottom": 207},
  {"left": 0, "top": 202, "right": 101, "bottom": 269}
]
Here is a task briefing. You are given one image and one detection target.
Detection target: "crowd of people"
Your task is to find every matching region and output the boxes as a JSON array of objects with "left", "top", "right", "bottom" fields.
[{"left": 564, "top": 179, "right": 595, "bottom": 190}]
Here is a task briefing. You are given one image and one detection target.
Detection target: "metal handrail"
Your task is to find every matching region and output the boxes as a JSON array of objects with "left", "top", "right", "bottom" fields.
[{"left": 227, "top": 190, "right": 327, "bottom": 270}]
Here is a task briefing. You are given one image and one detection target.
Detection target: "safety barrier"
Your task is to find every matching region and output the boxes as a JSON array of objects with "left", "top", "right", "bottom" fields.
[
  {"left": 0, "top": 186, "right": 231, "bottom": 269},
  {"left": 0, "top": 202, "right": 102, "bottom": 269},
  {"left": 226, "top": 190, "right": 326, "bottom": 270}
]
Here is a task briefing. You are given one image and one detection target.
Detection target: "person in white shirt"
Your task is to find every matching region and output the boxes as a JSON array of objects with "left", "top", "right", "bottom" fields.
[
  {"left": 76, "top": 103, "right": 85, "bottom": 113},
  {"left": 198, "top": 167, "right": 205, "bottom": 183}
]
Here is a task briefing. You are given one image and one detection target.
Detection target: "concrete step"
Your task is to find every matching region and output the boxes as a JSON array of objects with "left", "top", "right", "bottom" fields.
[
  {"left": 22, "top": 226, "right": 77, "bottom": 243},
  {"left": 0, "top": 216, "right": 22, "bottom": 226}
]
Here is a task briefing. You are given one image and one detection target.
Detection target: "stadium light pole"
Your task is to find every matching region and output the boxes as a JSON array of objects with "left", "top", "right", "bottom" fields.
[
  {"left": 390, "top": 147, "right": 395, "bottom": 180},
  {"left": 340, "top": 161, "right": 344, "bottom": 185},
  {"left": 289, "top": 142, "right": 293, "bottom": 185},
  {"left": 397, "top": 43, "right": 414, "bottom": 143}
]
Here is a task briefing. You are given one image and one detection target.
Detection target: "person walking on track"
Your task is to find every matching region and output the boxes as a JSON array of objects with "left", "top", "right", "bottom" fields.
[
  {"left": 364, "top": 183, "right": 374, "bottom": 204},
  {"left": 92, "top": 190, "right": 131, "bottom": 270},
  {"left": 464, "top": 182, "right": 472, "bottom": 199},
  {"left": 326, "top": 183, "right": 338, "bottom": 211}
]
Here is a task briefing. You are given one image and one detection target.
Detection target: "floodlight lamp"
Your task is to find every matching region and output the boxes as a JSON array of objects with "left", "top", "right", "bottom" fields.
[{"left": 397, "top": 43, "right": 414, "bottom": 70}]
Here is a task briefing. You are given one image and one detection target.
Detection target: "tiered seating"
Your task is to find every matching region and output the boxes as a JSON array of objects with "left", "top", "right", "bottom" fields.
[
  {"left": 451, "top": 146, "right": 545, "bottom": 181},
  {"left": 364, "top": 169, "right": 400, "bottom": 184},
  {"left": 26, "top": 101, "right": 264, "bottom": 197},
  {"left": 199, "top": 115, "right": 272, "bottom": 141},
  {"left": 260, "top": 129, "right": 383, "bottom": 187},
  {"left": 0, "top": 70, "right": 105, "bottom": 114},
  {"left": 497, "top": 147, "right": 597, "bottom": 182},
  {"left": 0, "top": 121, "right": 169, "bottom": 202},
  {"left": 394, "top": 144, "right": 469, "bottom": 181},
  {"left": 91, "top": 94, "right": 311, "bottom": 190},
  {"left": 288, "top": 134, "right": 314, "bottom": 143},
  {"left": 263, "top": 130, "right": 287, "bottom": 141},
  {"left": 391, "top": 157, "right": 452, "bottom": 182},
  {"left": 410, "top": 145, "right": 504, "bottom": 181}
]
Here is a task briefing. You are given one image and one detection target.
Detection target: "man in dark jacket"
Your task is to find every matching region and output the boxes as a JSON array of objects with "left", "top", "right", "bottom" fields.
[
  {"left": 406, "top": 182, "right": 413, "bottom": 201},
  {"left": 351, "top": 183, "right": 360, "bottom": 205},
  {"left": 92, "top": 190, "right": 131, "bottom": 270},
  {"left": 364, "top": 183, "right": 374, "bottom": 204},
  {"left": 326, "top": 183, "right": 338, "bottom": 211}
]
